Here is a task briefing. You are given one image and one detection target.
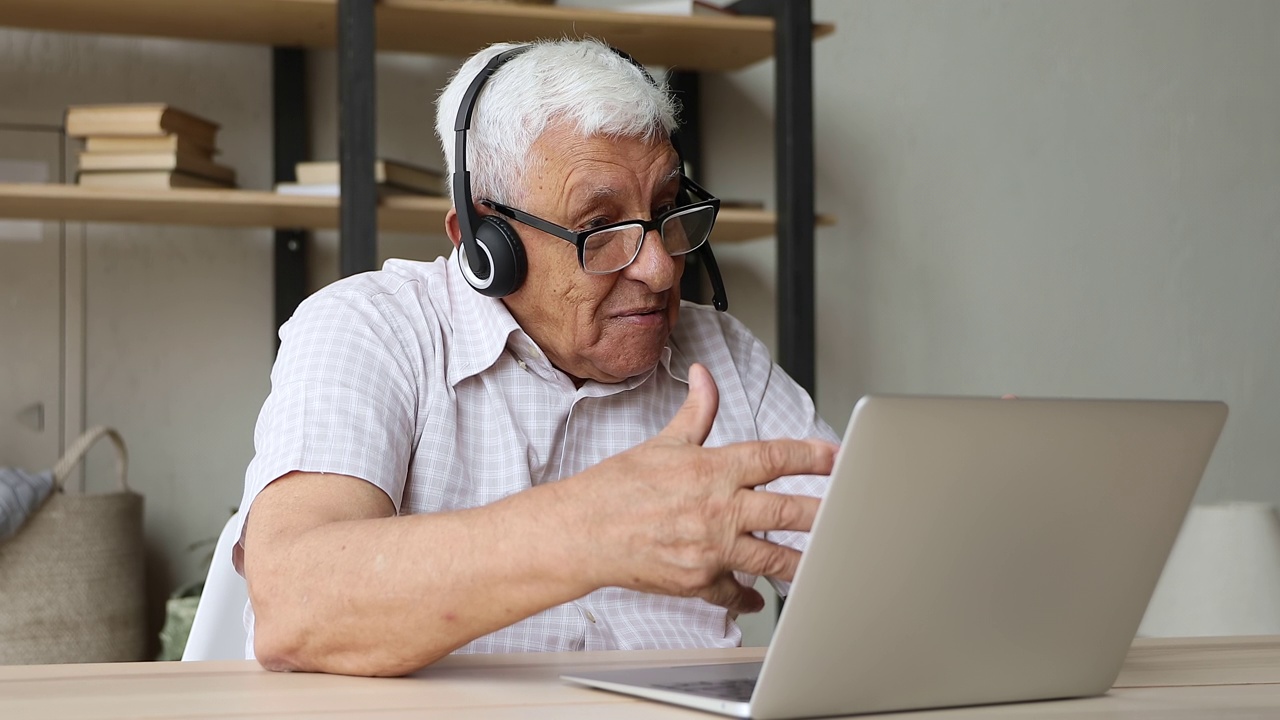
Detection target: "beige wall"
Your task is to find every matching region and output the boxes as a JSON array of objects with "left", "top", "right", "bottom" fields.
[
  {"left": 712, "top": 0, "right": 1280, "bottom": 506},
  {"left": 2, "top": 0, "right": 1278, "bottom": 646}
]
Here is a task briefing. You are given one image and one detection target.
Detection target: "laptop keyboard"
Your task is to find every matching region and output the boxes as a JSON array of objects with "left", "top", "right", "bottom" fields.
[{"left": 653, "top": 678, "right": 758, "bottom": 702}]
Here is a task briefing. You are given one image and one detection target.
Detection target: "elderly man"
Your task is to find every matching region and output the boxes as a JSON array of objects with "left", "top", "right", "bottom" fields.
[{"left": 237, "top": 39, "right": 839, "bottom": 677}]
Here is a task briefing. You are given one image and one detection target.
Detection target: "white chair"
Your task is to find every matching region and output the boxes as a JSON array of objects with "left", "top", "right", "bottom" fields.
[
  {"left": 182, "top": 512, "right": 249, "bottom": 660},
  {"left": 1139, "top": 502, "right": 1280, "bottom": 637}
]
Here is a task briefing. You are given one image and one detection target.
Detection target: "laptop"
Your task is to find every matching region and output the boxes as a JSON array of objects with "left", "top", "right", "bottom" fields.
[{"left": 562, "top": 396, "right": 1228, "bottom": 719}]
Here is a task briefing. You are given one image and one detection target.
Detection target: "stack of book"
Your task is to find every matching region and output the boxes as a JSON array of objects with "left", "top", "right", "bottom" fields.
[
  {"left": 276, "top": 159, "right": 446, "bottom": 197},
  {"left": 66, "top": 104, "right": 236, "bottom": 190}
]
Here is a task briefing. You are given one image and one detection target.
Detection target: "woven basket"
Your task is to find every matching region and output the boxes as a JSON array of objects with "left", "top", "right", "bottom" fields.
[{"left": 0, "top": 427, "right": 147, "bottom": 664}]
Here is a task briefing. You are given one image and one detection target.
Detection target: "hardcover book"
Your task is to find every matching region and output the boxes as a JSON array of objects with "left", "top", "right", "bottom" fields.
[
  {"left": 77, "top": 171, "right": 228, "bottom": 190},
  {"left": 294, "top": 159, "right": 445, "bottom": 196},
  {"left": 65, "top": 104, "right": 220, "bottom": 152},
  {"left": 84, "top": 135, "right": 216, "bottom": 158},
  {"left": 78, "top": 151, "right": 235, "bottom": 186}
]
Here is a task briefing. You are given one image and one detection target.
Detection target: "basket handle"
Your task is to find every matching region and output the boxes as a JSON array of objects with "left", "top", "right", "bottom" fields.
[{"left": 52, "top": 426, "right": 129, "bottom": 493}]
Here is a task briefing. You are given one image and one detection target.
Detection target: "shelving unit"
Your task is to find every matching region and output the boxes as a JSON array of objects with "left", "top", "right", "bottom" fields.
[
  {"left": 0, "top": 0, "right": 831, "bottom": 393},
  {"left": 0, "top": 0, "right": 831, "bottom": 72},
  {"left": 0, "top": 183, "right": 822, "bottom": 243}
]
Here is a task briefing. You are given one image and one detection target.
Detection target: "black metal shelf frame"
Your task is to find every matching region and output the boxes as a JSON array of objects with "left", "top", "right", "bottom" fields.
[
  {"left": 272, "top": 47, "right": 310, "bottom": 345},
  {"left": 329, "top": 0, "right": 817, "bottom": 395}
]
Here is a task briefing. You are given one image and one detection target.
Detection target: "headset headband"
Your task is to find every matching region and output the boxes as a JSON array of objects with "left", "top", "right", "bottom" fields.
[{"left": 452, "top": 46, "right": 531, "bottom": 278}]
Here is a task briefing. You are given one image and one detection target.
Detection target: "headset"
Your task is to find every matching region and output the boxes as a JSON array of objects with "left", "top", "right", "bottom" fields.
[{"left": 452, "top": 44, "right": 729, "bottom": 311}]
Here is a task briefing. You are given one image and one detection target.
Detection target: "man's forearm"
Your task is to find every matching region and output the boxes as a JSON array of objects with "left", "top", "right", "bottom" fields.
[{"left": 248, "top": 480, "right": 594, "bottom": 676}]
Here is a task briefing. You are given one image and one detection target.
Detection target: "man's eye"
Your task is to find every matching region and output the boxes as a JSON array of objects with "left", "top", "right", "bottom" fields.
[
  {"left": 580, "top": 216, "right": 612, "bottom": 231},
  {"left": 656, "top": 202, "right": 677, "bottom": 216}
]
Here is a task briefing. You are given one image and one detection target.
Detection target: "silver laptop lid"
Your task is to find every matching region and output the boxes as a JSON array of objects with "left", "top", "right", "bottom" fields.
[{"left": 750, "top": 396, "right": 1227, "bottom": 719}]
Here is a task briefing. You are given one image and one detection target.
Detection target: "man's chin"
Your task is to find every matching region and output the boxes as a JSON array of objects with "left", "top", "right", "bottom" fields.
[{"left": 590, "top": 346, "right": 668, "bottom": 384}]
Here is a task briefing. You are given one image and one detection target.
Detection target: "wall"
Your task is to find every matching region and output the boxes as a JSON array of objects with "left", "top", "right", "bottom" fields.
[{"left": 709, "top": 0, "right": 1280, "bottom": 507}]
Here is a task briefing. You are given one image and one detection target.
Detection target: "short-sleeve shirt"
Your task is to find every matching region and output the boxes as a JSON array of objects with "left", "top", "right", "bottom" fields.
[{"left": 237, "top": 250, "right": 837, "bottom": 657}]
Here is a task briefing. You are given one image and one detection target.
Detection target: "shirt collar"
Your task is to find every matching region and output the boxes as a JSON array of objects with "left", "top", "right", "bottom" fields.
[
  {"left": 445, "top": 247, "right": 524, "bottom": 386},
  {"left": 660, "top": 328, "right": 693, "bottom": 385}
]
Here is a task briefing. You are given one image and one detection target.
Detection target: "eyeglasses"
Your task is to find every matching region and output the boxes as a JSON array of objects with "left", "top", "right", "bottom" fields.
[{"left": 481, "top": 176, "right": 721, "bottom": 274}]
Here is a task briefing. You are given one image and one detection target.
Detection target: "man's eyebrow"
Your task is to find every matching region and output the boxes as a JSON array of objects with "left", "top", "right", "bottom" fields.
[
  {"left": 575, "top": 165, "right": 683, "bottom": 202},
  {"left": 586, "top": 185, "right": 619, "bottom": 200},
  {"left": 647, "top": 166, "right": 682, "bottom": 198}
]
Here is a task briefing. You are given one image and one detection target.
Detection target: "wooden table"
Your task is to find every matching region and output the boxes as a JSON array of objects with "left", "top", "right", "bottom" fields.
[{"left": 3, "top": 636, "right": 1279, "bottom": 719}]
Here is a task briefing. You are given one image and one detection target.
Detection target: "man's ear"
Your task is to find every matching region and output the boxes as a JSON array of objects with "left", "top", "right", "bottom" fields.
[{"left": 445, "top": 207, "right": 462, "bottom": 249}]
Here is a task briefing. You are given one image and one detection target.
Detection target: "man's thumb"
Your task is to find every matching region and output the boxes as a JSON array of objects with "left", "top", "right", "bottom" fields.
[{"left": 661, "top": 363, "right": 719, "bottom": 445}]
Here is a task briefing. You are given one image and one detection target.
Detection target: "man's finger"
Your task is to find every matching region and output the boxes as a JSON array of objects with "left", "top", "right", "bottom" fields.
[
  {"left": 725, "top": 536, "right": 805, "bottom": 583},
  {"left": 718, "top": 439, "right": 838, "bottom": 488},
  {"left": 699, "top": 572, "right": 765, "bottom": 615},
  {"left": 659, "top": 363, "right": 720, "bottom": 446},
  {"left": 734, "top": 491, "right": 821, "bottom": 534}
]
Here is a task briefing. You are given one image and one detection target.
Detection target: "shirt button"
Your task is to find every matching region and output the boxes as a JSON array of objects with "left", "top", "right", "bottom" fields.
[
  {"left": 585, "top": 610, "right": 597, "bottom": 624},
  {"left": 517, "top": 359, "right": 528, "bottom": 371}
]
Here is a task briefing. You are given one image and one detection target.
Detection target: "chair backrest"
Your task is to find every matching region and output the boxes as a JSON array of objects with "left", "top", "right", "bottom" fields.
[
  {"left": 1139, "top": 502, "right": 1280, "bottom": 637},
  {"left": 182, "top": 511, "right": 248, "bottom": 661}
]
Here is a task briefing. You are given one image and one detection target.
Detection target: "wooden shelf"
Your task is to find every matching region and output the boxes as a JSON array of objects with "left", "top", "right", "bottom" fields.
[
  {"left": 0, "top": 0, "right": 833, "bottom": 72},
  {"left": 0, "top": 184, "right": 831, "bottom": 243}
]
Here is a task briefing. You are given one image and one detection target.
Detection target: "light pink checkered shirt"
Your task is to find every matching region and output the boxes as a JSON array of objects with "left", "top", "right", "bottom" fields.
[{"left": 237, "top": 250, "right": 836, "bottom": 658}]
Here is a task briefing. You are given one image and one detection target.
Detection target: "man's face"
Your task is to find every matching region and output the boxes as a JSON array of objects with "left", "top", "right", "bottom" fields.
[{"left": 498, "top": 124, "right": 686, "bottom": 385}]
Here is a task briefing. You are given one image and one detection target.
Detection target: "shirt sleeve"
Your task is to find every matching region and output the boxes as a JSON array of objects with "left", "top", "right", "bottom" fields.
[{"left": 237, "top": 285, "right": 421, "bottom": 549}]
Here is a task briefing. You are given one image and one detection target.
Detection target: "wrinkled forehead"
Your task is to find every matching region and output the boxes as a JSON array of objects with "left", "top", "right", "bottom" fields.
[
  {"left": 528, "top": 122, "right": 680, "bottom": 182},
  {"left": 535, "top": 120, "right": 680, "bottom": 172},
  {"left": 530, "top": 137, "right": 681, "bottom": 215}
]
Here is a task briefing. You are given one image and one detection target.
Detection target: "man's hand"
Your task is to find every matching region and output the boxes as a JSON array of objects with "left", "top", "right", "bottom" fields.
[{"left": 560, "top": 363, "right": 838, "bottom": 615}]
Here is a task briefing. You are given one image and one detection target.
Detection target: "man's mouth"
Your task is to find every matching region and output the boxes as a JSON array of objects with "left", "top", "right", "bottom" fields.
[{"left": 614, "top": 306, "right": 666, "bottom": 318}]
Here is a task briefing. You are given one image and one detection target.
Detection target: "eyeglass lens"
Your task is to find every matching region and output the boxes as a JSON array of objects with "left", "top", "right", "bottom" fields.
[{"left": 581, "top": 206, "right": 716, "bottom": 273}]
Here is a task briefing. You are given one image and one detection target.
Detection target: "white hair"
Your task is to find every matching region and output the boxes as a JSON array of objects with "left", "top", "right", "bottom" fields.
[{"left": 435, "top": 38, "right": 680, "bottom": 206}]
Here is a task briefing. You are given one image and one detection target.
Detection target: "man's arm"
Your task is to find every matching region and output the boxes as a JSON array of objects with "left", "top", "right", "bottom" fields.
[
  {"left": 245, "top": 469, "right": 600, "bottom": 676},
  {"left": 245, "top": 364, "right": 836, "bottom": 677}
]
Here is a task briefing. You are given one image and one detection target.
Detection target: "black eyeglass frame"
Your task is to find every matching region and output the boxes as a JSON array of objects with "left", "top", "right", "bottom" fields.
[{"left": 480, "top": 175, "right": 722, "bottom": 275}]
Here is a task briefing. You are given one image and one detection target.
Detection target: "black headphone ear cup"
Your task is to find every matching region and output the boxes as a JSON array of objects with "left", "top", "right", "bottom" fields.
[{"left": 470, "top": 216, "right": 527, "bottom": 298}]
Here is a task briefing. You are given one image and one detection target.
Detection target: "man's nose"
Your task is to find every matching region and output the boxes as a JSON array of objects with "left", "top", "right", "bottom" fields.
[{"left": 621, "top": 228, "right": 677, "bottom": 293}]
